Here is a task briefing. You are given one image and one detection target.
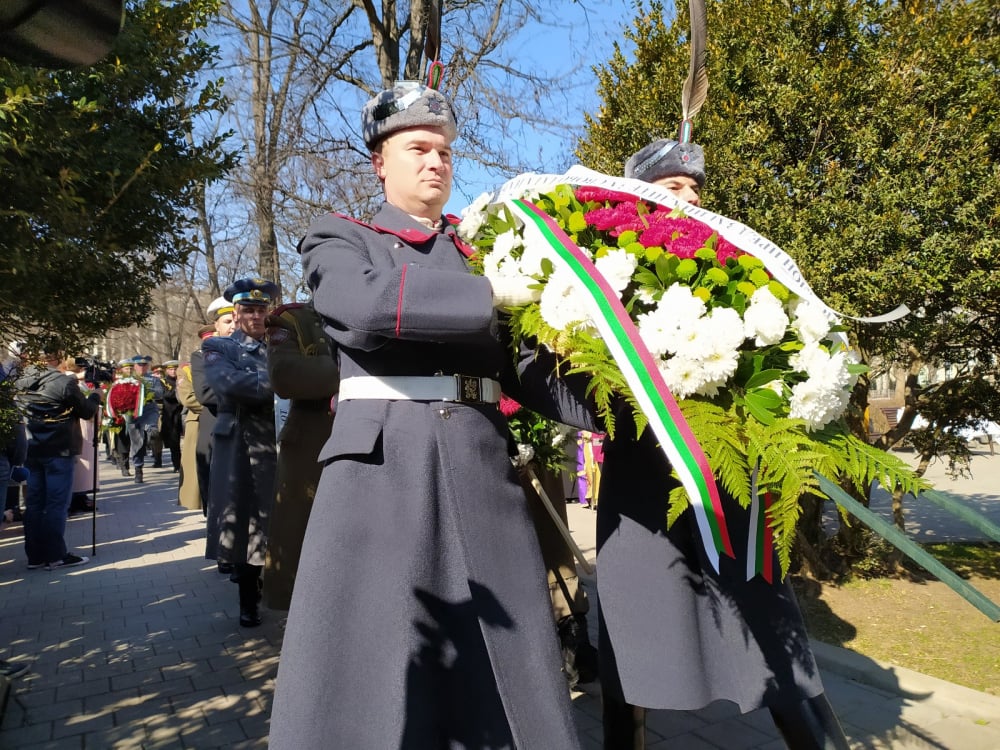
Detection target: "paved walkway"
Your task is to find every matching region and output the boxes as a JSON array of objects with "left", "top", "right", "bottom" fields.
[{"left": 0, "top": 453, "right": 998, "bottom": 749}]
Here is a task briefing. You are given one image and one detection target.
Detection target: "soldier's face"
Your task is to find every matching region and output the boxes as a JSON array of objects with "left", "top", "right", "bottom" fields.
[
  {"left": 652, "top": 174, "right": 702, "bottom": 207},
  {"left": 372, "top": 125, "right": 453, "bottom": 219},
  {"left": 235, "top": 303, "right": 268, "bottom": 339},
  {"left": 215, "top": 312, "right": 235, "bottom": 337}
]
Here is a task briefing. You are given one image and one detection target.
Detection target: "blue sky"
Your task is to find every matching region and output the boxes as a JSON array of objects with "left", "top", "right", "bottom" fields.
[{"left": 444, "top": 1, "right": 636, "bottom": 214}]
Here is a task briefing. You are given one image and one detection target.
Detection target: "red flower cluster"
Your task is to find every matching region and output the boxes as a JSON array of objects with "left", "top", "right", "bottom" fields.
[
  {"left": 499, "top": 394, "right": 522, "bottom": 418},
  {"left": 107, "top": 382, "right": 140, "bottom": 418},
  {"left": 578, "top": 189, "right": 742, "bottom": 265}
]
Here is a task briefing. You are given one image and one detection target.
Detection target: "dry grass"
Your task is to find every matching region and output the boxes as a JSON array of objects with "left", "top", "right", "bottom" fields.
[{"left": 792, "top": 542, "right": 1000, "bottom": 695}]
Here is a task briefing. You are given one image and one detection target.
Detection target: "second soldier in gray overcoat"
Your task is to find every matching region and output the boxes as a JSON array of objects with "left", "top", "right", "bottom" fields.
[{"left": 203, "top": 279, "right": 278, "bottom": 628}]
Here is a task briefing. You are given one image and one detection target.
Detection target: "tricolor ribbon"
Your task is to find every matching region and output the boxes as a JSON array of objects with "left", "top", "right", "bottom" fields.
[
  {"left": 509, "top": 199, "right": 735, "bottom": 569},
  {"left": 747, "top": 462, "right": 775, "bottom": 583}
]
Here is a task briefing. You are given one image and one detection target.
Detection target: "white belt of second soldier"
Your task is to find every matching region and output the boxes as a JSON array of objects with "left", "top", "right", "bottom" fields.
[{"left": 338, "top": 375, "right": 502, "bottom": 404}]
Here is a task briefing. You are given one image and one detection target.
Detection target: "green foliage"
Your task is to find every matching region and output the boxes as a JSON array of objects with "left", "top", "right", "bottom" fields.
[
  {"left": 0, "top": 377, "right": 18, "bottom": 448},
  {"left": 580, "top": 0, "right": 1000, "bottom": 433},
  {"left": 506, "top": 407, "right": 572, "bottom": 475},
  {"left": 669, "top": 397, "right": 928, "bottom": 576},
  {"left": 581, "top": 0, "right": 999, "bottom": 569},
  {"left": 0, "top": 0, "right": 237, "bottom": 348}
]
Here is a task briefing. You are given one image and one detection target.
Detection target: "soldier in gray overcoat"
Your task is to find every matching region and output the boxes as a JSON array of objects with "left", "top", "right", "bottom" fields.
[
  {"left": 586, "top": 141, "right": 850, "bottom": 749},
  {"left": 268, "top": 82, "right": 581, "bottom": 749},
  {"left": 203, "top": 279, "right": 278, "bottom": 628}
]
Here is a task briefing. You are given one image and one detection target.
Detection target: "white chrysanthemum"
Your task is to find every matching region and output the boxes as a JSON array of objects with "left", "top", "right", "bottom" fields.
[
  {"left": 704, "top": 307, "right": 745, "bottom": 354},
  {"left": 788, "top": 344, "right": 853, "bottom": 429},
  {"left": 513, "top": 443, "right": 535, "bottom": 467},
  {"left": 493, "top": 229, "right": 522, "bottom": 259},
  {"left": 517, "top": 235, "right": 553, "bottom": 278},
  {"left": 671, "top": 309, "right": 742, "bottom": 365},
  {"left": 539, "top": 269, "right": 591, "bottom": 331},
  {"left": 791, "top": 344, "right": 851, "bottom": 391},
  {"left": 481, "top": 247, "right": 522, "bottom": 283},
  {"left": 789, "top": 378, "right": 849, "bottom": 430},
  {"left": 743, "top": 287, "right": 789, "bottom": 346},
  {"left": 594, "top": 249, "right": 638, "bottom": 297},
  {"left": 661, "top": 283, "right": 707, "bottom": 322},
  {"left": 456, "top": 192, "right": 492, "bottom": 240},
  {"left": 636, "top": 306, "right": 676, "bottom": 357},
  {"left": 636, "top": 286, "right": 707, "bottom": 356},
  {"left": 636, "top": 287, "right": 657, "bottom": 305},
  {"left": 790, "top": 299, "right": 833, "bottom": 344},
  {"left": 659, "top": 356, "right": 708, "bottom": 399}
]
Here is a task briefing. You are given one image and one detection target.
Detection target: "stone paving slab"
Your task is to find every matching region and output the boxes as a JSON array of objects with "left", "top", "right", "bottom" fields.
[{"left": 0, "top": 455, "right": 996, "bottom": 749}]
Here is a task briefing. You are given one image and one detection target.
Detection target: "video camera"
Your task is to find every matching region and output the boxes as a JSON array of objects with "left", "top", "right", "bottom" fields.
[{"left": 75, "top": 356, "right": 113, "bottom": 385}]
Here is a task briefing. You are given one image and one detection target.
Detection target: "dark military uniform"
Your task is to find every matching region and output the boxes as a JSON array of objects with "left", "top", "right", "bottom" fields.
[
  {"left": 159, "top": 365, "right": 183, "bottom": 471},
  {"left": 595, "top": 416, "right": 826, "bottom": 714},
  {"left": 268, "top": 203, "right": 581, "bottom": 750},
  {"left": 262, "top": 302, "right": 338, "bottom": 611},
  {"left": 202, "top": 330, "right": 275, "bottom": 569}
]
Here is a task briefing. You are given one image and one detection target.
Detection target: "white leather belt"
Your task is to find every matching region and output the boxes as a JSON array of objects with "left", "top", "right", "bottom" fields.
[{"left": 338, "top": 375, "right": 502, "bottom": 404}]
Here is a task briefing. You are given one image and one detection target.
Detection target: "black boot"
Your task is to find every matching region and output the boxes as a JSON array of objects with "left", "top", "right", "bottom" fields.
[
  {"left": 557, "top": 613, "right": 599, "bottom": 688},
  {"left": 602, "top": 696, "right": 646, "bottom": 750},
  {"left": 237, "top": 564, "right": 262, "bottom": 627},
  {"left": 120, "top": 461, "right": 130, "bottom": 477},
  {"left": 134, "top": 467, "right": 143, "bottom": 484},
  {"left": 769, "top": 693, "right": 851, "bottom": 750}
]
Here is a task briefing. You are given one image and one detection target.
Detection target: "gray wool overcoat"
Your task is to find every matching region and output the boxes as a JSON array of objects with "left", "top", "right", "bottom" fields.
[
  {"left": 268, "top": 203, "right": 581, "bottom": 750},
  {"left": 595, "top": 411, "right": 827, "bottom": 713},
  {"left": 203, "top": 331, "right": 276, "bottom": 567}
]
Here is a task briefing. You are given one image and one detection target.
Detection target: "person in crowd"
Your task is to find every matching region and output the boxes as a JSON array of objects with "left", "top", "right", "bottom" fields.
[
  {"left": 196, "top": 297, "right": 235, "bottom": 571},
  {"left": 64, "top": 358, "right": 99, "bottom": 515},
  {"left": 176, "top": 346, "right": 207, "bottom": 512},
  {"left": 126, "top": 354, "right": 163, "bottom": 484},
  {"left": 0, "top": 386, "right": 29, "bottom": 676},
  {"left": 149, "top": 361, "right": 166, "bottom": 468},
  {"left": 203, "top": 279, "right": 278, "bottom": 628},
  {"left": 261, "top": 301, "right": 338, "bottom": 612},
  {"left": 268, "top": 81, "right": 581, "bottom": 749},
  {"left": 14, "top": 344, "right": 100, "bottom": 570},
  {"left": 0, "top": 341, "right": 27, "bottom": 382},
  {"left": 107, "top": 359, "right": 134, "bottom": 476},
  {"left": 587, "top": 138, "right": 851, "bottom": 750},
  {"left": 159, "top": 360, "right": 183, "bottom": 472},
  {"left": 1, "top": 342, "right": 28, "bottom": 521}
]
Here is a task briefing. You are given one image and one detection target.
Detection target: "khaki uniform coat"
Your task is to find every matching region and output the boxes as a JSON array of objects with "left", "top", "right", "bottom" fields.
[
  {"left": 262, "top": 302, "right": 338, "bottom": 611},
  {"left": 175, "top": 362, "right": 202, "bottom": 511}
]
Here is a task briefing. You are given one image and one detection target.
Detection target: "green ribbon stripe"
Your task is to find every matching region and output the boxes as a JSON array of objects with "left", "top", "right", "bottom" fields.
[{"left": 514, "top": 199, "right": 733, "bottom": 561}]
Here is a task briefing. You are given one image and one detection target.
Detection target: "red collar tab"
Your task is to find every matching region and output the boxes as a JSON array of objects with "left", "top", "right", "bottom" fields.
[{"left": 333, "top": 213, "right": 437, "bottom": 244}]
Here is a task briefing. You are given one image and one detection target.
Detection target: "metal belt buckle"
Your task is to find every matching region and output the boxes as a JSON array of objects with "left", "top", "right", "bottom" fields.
[{"left": 455, "top": 374, "right": 482, "bottom": 403}]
